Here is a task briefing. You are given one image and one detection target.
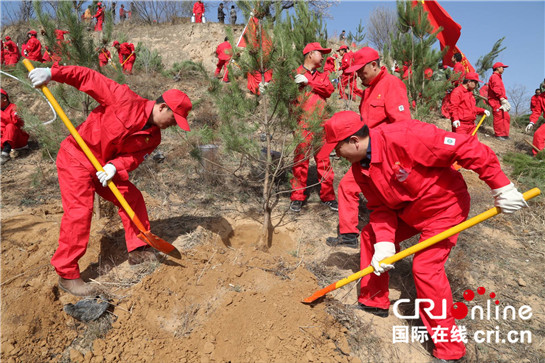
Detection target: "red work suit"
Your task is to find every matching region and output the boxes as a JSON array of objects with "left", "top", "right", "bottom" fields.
[
  {"left": 214, "top": 41, "right": 232, "bottom": 82},
  {"left": 339, "top": 52, "right": 361, "bottom": 100},
  {"left": 93, "top": 6, "right": 105, "bottom": 31},
  {"left": 441, "top": 62, "right": 466, "bottom": 118},
  {"left": 98, "top": 49, "right": 111, "bottom": 67},
  {"left": 290, "top": 65, "right": 336, "bottom": 202},
  {"left": 247, "top": 69, "right": 273, "bottom": 95},
  {"left": 118, "top": 42, "right": 135, "bottom": 74},
  {"left": 323, "top": 57, "right": 335, "bottom": 75},
  {"left": 529, "top": 93, "right": 545, "bottom": 155},
  {"left": 530, "top": 94, "right": 540, "bottom": 113},
  {"left": 338, "top": 66, "right": 411, "bottom": 235},
  {"left": 24, "top": 36, "right": 43, "bottom": 62},
  {"left": 449, "top": 84, "right": 485, "bottom": 135},
  {"left": 3, "top": 39, "right": 20, "bottom": 65},
  {"left": 1, "top": 103, "right": 29, "bottom": 150},
  {"left": 354, "top": 119, "right": 510, "bottom": 360},
  {"left": 488, "top": 72, "right": 510, "bottom": 137},
  {"left": 48, "top": 63, "right": 161, "bottom": 279},
  {"left": 193, "top": 1, "right": 205, "bottom": 23}
]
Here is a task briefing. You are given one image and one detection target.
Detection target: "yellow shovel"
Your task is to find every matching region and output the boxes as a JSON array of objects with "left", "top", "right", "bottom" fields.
[
  {"left": 23, "top": 59, "right": 180, "bottom": 258},
  {"left": 302, "top": 187, "right": 541, "bottom": 304}
]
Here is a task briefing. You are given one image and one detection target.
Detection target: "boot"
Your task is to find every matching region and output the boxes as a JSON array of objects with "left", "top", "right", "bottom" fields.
[
  {"left": 58, "top": 277, "right": 99, "bottom": 297},
  {"left": 128, "top": 246, "right": 157, "bottom": 265}
]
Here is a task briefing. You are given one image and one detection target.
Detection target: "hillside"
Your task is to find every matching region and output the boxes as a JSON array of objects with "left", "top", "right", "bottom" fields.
[{"left": 1, "top": 19, "right": 544, "bottom": 363}]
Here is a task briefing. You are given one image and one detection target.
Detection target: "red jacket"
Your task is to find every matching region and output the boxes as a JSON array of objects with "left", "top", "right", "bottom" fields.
[
  {"left": 350, "top": 119, "right": 510, "bottom": 242},
  {"left": 3, "top": 39, "right": 20, "bottom": 64},
  {"left": 55, "top": 29, "right": 69, "bottom": 41},
  {"left": 93, "top": 6, "right": 104, "bottom": 20},
  {"left": 323, "top": 57, "right": 335, "bottom": 74},
  {"left": 1, "top": 103, "right": 25, "bottom": 133},
  {"left": 118, "top": 42, "right": 135, "bottom": 63},
  {"left": 98, "top": 49, "right": 111, "bottom": 67},
  {"left": 216, "top": 41, "right": 232, "bottom": 61},
  {"left": 295, "top": 65, "right": 334, "bottom": 124},
  {"left": 530, "top": 93, "right": 545, "bottom": 124},
  {"left": 530, "top": 94, "right": 541, "bottom": 113},
  {"left": 452, "top": 62, "right": 465, "bottom": 85},
  {"left": 357, "top": 66, "right": 411, "bottom": 128},
  {"left": 449, "top": 84, "right": 485, "bottom": 122},
  {"left": 193, "top": 1, "right": 205, "bottom": 14},
  {"left": 51, "top": 63, "right": 161, "bottom": 181},
  {"left": 340, "top": 52, "right": 354, "bottom": 74},
  {"left": 25, "top": 37, "right": 43, "bottom": 62},
  {"left": 488, "top": 72, "right": 507, "bottom": 102},
  {"left": 1, "top": 103, "right": 29, "bottom": 148}
]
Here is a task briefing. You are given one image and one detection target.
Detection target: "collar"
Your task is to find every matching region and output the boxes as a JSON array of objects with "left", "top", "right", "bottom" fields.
[{"left": 303, "top": 65, "right": 316, "bottom": 75}]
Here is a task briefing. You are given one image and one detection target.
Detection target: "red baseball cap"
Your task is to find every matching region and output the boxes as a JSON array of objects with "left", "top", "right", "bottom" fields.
[
  {"left": 113, "top": 40, "right": 120, "bottom": 46},
  {"left": 465, "top": 72, "right": 483, "bottom": 83},
  {"left": 316, "top": 111, "right": 365, "bottom": 159},
  {"left": 492, "top": 62, "right": 508, "bottom": 69},
  {"left": 345, "top": 47, "right": 380, "bottom": 73},
  {"left": 28, "top": 30, "right": 37, "bottom": 36},
  {"left": 162, "top": 89, "right": 192, "bottom": 131},
  {"left": 1, "top": 88, "right": 7, "bottom": 97},
  {"left": 5, "top": 36, "right": 11, "bottom": 41},
  {"left": 302, "top": 42, "right": 331, "bottom": 55},
  {"left": 337, "top": 45, "right": 349, "bottom": 51}
]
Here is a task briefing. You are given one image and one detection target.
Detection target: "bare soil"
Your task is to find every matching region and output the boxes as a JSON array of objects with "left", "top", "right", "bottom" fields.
[{"left": 2, "top": 19, "right": 544, "bottom": 363}]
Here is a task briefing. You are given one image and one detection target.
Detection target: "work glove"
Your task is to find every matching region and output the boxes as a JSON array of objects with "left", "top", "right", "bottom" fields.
[
  {"left": 452, "top": 120, "right": 460, "bottom": 128},
  {"left": 370, "top": 242, "right": 396, "bottom": 276},
  {"left": 500, "top": 98, "right": 511, "bottom": 112},
  {"left": 258, "top": 81, "right": 268, "bottom": 95},
  {"left": 294, "top": 74, "right": 308, "bottom": 85},
  {"left": 526, "top": 123, "right": 534, "bottom": 133},
  {"left": 491, "top": 182, "right": 528, "bottom": 214},
  {"left": 96, "top": 163, "right": 116, "bottom": 187},
  {"left": 484, "top": 110, "right": 490, "bottom": 117},
  {"left": 28, "top": 67, "right": 52, "bottom": 87}
]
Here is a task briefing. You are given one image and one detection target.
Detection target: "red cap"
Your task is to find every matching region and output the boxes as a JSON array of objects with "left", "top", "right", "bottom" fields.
[
  {"left": 162, "top": 89, "right": 192, "bottom": 131},
  {"left": 113, "top": 40, "right": 120, "bottom": 46},
  {"left": 302, "top": 42, "right": 331, "bottom": 55},
  {"left": 28, "top": 30, "right": 37, "bottom": 36},
  {"left": 492, "top": 62, "right": 508, "bottom": 69},
  {"left": 316, "top": 111, "right": 365, "bottom": 159},
  {"left": 345, "top": 47, "right": 380, "bottom": 73},
  {"left": 97, "top": 2, "right": 102, "bottom": 6},
  {"left": 337, "top": 45, "right": 348, "bottom": 51},
  {"left": 5, "top": 36, "right": 11, "bottom": 41},
  {"left": 1, "top": 88, "right": 7, "bottom": 97},
  {"left": 465, "top": 72, "right": 483, "bottom": 83}
]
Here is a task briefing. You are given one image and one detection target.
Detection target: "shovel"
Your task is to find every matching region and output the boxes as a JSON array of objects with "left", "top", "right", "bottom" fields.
[
  {"left": 23, "top": 59, "right": 180, "bottom": 259},
  {"left": 302, "top": 187, "right": 541, "bottom": 304}
]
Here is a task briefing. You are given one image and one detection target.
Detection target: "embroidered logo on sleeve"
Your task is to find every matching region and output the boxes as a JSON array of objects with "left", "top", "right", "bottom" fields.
[
  {"left": 444, "top": 137, "right": 456, "bottom": 146},
  {"left": 398, "top": 105, "right": 404, "bottom": 112}
]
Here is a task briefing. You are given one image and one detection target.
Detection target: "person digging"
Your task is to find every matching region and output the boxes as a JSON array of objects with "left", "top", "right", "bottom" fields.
[{"left": 28, "top": 63, "right": 192, "bottom": 297}]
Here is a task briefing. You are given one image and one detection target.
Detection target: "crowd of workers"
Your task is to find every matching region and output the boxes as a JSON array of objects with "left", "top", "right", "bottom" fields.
[{"left": 1, "top": 4, "right": 543, "bottom": 362}]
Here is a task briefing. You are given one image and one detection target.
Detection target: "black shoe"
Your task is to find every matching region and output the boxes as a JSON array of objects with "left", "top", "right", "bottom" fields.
[
  {"left": 290, "top": 200, "right": 303, "bottom": 212},
  {"left": 326, "top": 233, "right": 359, "bottom": 248},
  {"left": 322, "top": 200, "right": 338, "bottom": 211},
  {"left": 495, "top": 136, "right": 509, "bottom": 141},
  {"left": 356, "top": 303, "right": 389, "bottom": 318}
]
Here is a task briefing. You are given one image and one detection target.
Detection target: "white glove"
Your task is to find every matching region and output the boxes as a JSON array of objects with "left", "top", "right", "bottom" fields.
[
  {"left": 484, "top": 110, "right": 490, "bottom": 117},
  {"left": 258, "top": 81, "right": 268, "bottom": 95},
  {"left": 370, "top": 242, "right": 396, "bottom": 276},
  {"left": 452, "top": 120, "right": 460, "bottom": 128},
  {"left": 294, "top": 74, "right": 308, "bottom": 85},
  {"left": 28, "top": 67, "right": 52, "bottom": 87},
  {"left": 96, "top": 163, "right": 116, "bottom": 187},
  {"left": 500, "top": 98, "right": 511, "bottom": 112},
  {"left": 193, "top": 13, "right": 195, "bottom": 16},
  {"left": 491, "top": 183, "right": 528, "bottom": 214},
  {"left": 526, "top": 123, "right": 534, "bottom": 133}
]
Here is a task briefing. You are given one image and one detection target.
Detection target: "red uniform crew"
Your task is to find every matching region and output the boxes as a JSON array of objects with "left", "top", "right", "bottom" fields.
[
  {"left": 338, "top": 46, "right": 361, "bottom": 100},
  {"left": 98, "top": 47, "right": 112, "bottom": 67},
  {"left": 24, "top": 30, "right": 43, "bottom": 62},
  {"left": 289, "top": 42, "right": 337, "bottom": 213},
  {"left": 441, "top": 53, "right": 466, "bottom": 118},
  {"left": 193, "top": 1, "right": 205, "bottom": 23},
  {"left": 1, "top": 89, "right": 30, "bottom": 165},
  {"left": 488, "top": 62, "right": 511, "bottom": 139},
  {"left": 113, "top": 41, "right": 136, "bottom": 74},
  {"left": 318, "top": 111, "right": 527, "bottom": 361},
  {"left": 530, "top": 89, "right": 541, "bottom": 113},
  {"left": 3, "top": 36, "right": 20, "bottom": 65},
  {"left": 93, "top": 3, "right": 105, "bottom": 31},
  {"left": 28, "top": 63, "right": 192, "bottom": 296},
  {"left": 527, "top": 91, "right": 545, "bottom": 155},
  {"left": 214, "top": 38, "right": 232, "bottom": 83},
  {"left": 449, "top": 72, "right": 488, "bottom": 135}
]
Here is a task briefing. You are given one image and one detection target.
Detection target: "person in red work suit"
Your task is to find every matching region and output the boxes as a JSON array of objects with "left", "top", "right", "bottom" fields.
[
  {"left": 28, "top": 63, "right": 193, "bottom": 296},
  {"left": 113, "top": 40, "right": 136, "bottom": 74},
  {"left": 193, "top": 1, "right": 205, "bottom": 23},
  {"left": 98, "top": 46, "right": 112, "bottom": 68},
  {"left": 93, "top": 2, "right": 105, "bottom": 32},
  {"left": 24, "top": 30, "right": 43, "bottom": 62},
  {"left": 338, "top": 45, "right": 362, "bottom": 100},
  {"left": 289, "top": 42, "right": 337, "bottom": 213},
  {"left": 488, "top": 62, "right": 511, "bottom": 140},
  {"left": 449, "top": 72, "right": 490, "bottom": 136},
  {"left": 526, "top": 90, "right": 545, "bottom": 155},
  {"left": 3, "top": 36, "right": 20, "bottom": 66},
  {"left": 441, "top": 53, "right": 466, "bottom": 119},
  {"left": 214, "top": 37, "right": 232, "bottom": 82},
  {"left": 326, "top": 47, "right": 411, "bottom": 248},
  {"left": 530, "top": 89, "right": 541, "bottom": 114},
  {"left": 1, "top": 89, "right": 30, "bottom": 165},
  {"left": 318, "top": 111, "right": 527, "bottom": 361}
]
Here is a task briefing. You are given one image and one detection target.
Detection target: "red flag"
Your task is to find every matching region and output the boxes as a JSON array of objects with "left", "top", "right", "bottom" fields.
[{"left": 236, "top": 16, "right": 272, "bottom": 56}]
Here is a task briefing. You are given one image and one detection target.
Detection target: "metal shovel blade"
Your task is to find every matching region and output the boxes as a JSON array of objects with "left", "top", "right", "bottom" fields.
[{"left": 138, "top": 231, "right": 181, "bottom": 259}]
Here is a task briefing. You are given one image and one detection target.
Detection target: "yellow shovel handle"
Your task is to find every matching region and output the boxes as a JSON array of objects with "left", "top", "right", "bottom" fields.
[{"left": 471, "top": 114, "right": 487, "bottom": 136}]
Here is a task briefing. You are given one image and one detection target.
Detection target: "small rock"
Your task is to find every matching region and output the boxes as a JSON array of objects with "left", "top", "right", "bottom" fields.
[
  {"left": 517, "top": 278, "right": 527, "bottom": 287},
  {"left": 70, "top": 348, "right": 84, "bottom": 362},
  {"left": 203, "top": 342, "right": 215, "bottom": 354}
]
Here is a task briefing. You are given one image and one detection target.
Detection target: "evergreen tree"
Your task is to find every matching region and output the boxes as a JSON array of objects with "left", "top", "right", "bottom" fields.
[
  {"left": 475, "top": 36, "right": 506, "bottom": 80},
  {"left": 208, "top": 1, "right": 330, "bottom": 249},
  {"left": 386, "top": 1, "right": 448, "bottom": 120}
]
